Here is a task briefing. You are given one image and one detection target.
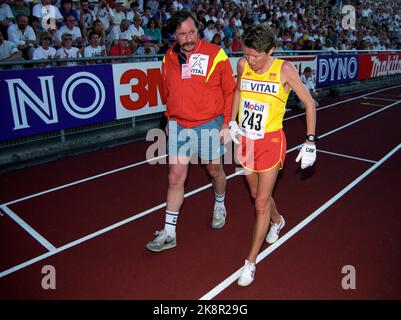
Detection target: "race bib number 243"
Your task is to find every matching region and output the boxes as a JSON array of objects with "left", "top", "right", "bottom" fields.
[{"left": 240, "top": 98, "right": 269, "bottom": 140}]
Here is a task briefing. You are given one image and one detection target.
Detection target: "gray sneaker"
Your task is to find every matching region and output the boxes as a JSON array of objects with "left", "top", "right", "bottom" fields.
[
  {"left": 146, "top": 230, "right": 176, "bottom": 252},
  {"left": 212, "top": 206, "right": 227, "bottom": 229}
]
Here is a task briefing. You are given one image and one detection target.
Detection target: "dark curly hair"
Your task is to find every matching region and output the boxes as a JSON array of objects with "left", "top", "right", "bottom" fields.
[{"left": 168, "top": 11, "right": 199, "bottom": 34}]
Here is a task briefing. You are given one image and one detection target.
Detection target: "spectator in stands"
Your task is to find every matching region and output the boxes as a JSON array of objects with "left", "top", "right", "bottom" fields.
[
  {"left": 8, "top": 14, "right": 37, "bottom": 60},
  {"left": 203, "top": 19, "right": 216, "bottom": 42},
  {"left": 1, "top": 0, "right": 15, "bottom": 38},
  {"left": 231, "top": 31, "right": 242, "bottom": 52},
  {"left": 126, "top": 2, "right": 141, "bottom": 23},
  {"left": 204, "top": 7, "right": 216, "bottom": 23},
  {"left": 144, "top": 18, "right": 162, "bottom": 45},
  {"left": 11, "top": 0, "right": 31, "bottom": 21},
  {"left": 153, "top": 4, "right": 168, "bottom": 26},
  {"left": 56, "top": 14, "right": 83, "bottom": 47},
  {"left": 56, "top": 32, "right": 82, "bottom": 66},
  {"left": 0, "top": 30, "right": 21, "bottom": 68},
  {"left": 224, "top": 17, "right": 237, "bottom": 41},
  {"left": 172, "top": 0, "right": 184, "bottom": 12},
  {"left": 140, "top": 6, "right": 153, "bottom": 27},
  {"left": 299, "top": 66, "right": 319, "bottom": 109},
  {"left": 33, "top": 31, "right": 57, "bottom": 68},
  {"left": 222, "top": 36, "right": 232, "bottom": 54},
  {"left": 313, "top": 38, "right": 322, "bottom": 50},
  {"left": 243, "top": 10, "right": 255, "bottom": 26},
  {"left": 135, "top": 36, "right": 157, "bottom": 61},
  {"left": 60, "top": 0, "right": 79, "bottom": 22},
  {"left": 83, "top": 30, "right": 106, "bottom": 62},
  {"left": 214, "top": 20, "right": 225, "bottom": 40},
  {"left": 211, "top": 32, "right": 222, "bottom": 47},
  {"left": 128, "top": 14, "right": 144, "bottom": 44},
  {"left": 157, "top": 32, "right": 175, "bottom": 55},
  {"left": 322, "top": 39, "right": 338, "bottom": 53},
  {"left": 92, "top": 19, "right": 106, "bottom": 46},
  {"left": 112, "top": 0, "right": 126, "bottom": 26},
  {"left": 326, "top": 25, "right": 338, "bottom": 48},
  {"left": 78, "top": 0, "right": 96, "bottom": 34},
  {"left": 108, "top": 34, "right": 132, "bottom": 63},
  {"left": 93, "top": 0, "right": 114, "bottom": 33},
  {"left": 107, "top": 18, "right": 130, "bottom": 44},
  {"left": 146, "top": 0, "right": 159, "bottom": 16}
]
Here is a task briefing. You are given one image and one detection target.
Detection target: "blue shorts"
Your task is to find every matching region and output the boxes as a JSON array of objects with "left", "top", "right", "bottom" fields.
[{"left": 168, "top": 115, "right": 225, "bottom": 161}]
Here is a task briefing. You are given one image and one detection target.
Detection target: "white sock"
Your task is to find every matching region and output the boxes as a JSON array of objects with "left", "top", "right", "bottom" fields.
[
  {"left": 164, "top": 210, "right": 179, "bottom": 238},
  {"left": 214, "top": 192, "right": 225, "bottom": 210}
]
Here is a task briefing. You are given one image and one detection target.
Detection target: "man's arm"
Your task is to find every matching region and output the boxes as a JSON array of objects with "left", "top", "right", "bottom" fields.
[
  {"left": 0, "top": 43, "right": 21, "bottom": 62},
  {"left": 161, "top": 55, "right": 170, "bottom": 132},
  {"left": 219, "top": 50, "right": 236, "bottom": 125}
]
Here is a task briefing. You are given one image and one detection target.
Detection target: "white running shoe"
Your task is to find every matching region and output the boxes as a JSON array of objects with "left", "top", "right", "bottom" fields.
[
  {"left": 211, "top": 206, "right": 227, "bottom": 229},
  {"left": 265, "top": 215, "right": 285, "bottom": 244},
  {"left": 238, "top": 260, "right": 256, "bottom": 287},
  {"left": 146, "top": 230, "right": 176, "bottom": 252}
]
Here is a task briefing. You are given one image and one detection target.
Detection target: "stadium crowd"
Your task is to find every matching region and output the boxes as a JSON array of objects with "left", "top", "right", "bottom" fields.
[{"left": 0, "top": 0, "right": 401, "bottom": 68}]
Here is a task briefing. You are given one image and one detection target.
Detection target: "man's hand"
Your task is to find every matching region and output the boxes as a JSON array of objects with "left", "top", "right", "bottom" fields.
[
  {"left": 228, "top": 120, "right": 245, "bottom": 144},
  {"left": 295, "top": 143, "right": 317, "bottom": 169}
]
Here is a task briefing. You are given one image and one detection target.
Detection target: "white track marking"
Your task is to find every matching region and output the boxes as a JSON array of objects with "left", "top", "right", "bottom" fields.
[
  {"left": 317, "top": 100, "right": 401, "bottom": 141},
  {"left": 317, "top": 149, "right": 377, "bottom": 164},
  {"left": 362, "top": 97, "right": 399, "bottom": 102},
  {"left": 0, "top": 171, "right": 243, "bottom": 278},
  {"left": 3, "top": 85, "right": 401, "bottom": 207},
  {"left": 199, "top": 143, "right": 401, "bottom": 300},
  {"left": 3, "top": 154, "right": 167, "bottom": 206},
  {"left": 283, "top": 84, "right": 401, "bottom": 121},
  {"left": 0, "top": 205, "right": 56, "bottom": 252},
  {"left": 1, "top": 100, "right": 400, "bottom": 278}
]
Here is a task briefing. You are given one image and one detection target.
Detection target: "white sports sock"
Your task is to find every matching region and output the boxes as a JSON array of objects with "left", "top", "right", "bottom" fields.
[
  {"left": 214, "top": 192, "right": 225, "bottom": 210},
  {"left": 164, "top": 210, "right": 179, "bottom": 238}
]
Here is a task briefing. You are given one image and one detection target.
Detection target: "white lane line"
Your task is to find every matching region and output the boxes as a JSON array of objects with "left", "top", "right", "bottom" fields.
[
  {"left": 0, "top": 170, "right": 243, "bottom": 278},
  {"left": 317, "top": 100, "right": 401, "bottom": 141},
  {"left": 3, "top": 154, "right": 167, "bottom": 206},
  {"left": 3, "top": 85, "right": 401, "bottom": 207},
  {"left": 317, "top": 149, "right": 378, "bottom": 164},
  {"left": 200, "top": 143, "right": 401, "bottom": 300},
  {"left": 284, "top": 84, "right": 401, "bottom": 121},
  {"left": 1, "top": 97, "right": 400, "bottom": 278},
  {"left": 0, "top": 205, "right": 56, "bottom": 252},
  {"left": 362, "top": 97, "right": 399, "bottom": 102}
]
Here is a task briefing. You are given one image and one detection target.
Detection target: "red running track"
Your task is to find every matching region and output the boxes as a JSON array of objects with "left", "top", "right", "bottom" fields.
[{"left": 0, "top": 85, "right": 400, "bottom": 299}]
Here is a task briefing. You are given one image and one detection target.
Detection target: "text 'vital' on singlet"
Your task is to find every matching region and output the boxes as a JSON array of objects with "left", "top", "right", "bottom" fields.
[{"left": 239, "top": 58, "right": 290, "bottom": 140}]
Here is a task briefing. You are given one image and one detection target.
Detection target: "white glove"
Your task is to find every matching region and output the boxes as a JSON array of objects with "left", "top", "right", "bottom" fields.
[
  {"left": 228, "top": 120, "right": 245, "bottom": 144},
  {"left": 295, "top": 143, "right": 317, "bottom": 169}
]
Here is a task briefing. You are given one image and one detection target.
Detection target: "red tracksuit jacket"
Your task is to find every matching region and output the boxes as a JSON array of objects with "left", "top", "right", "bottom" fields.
[{"left": 162, "top": 39, "right": 236, "bottom": 128}]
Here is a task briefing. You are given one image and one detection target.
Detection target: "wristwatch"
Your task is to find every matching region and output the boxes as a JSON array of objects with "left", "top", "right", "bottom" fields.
[{"left": 306, "top": 134, "right": 318, "bottom": 142}]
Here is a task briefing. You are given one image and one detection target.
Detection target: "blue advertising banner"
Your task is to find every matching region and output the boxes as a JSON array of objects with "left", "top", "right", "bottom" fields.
[
  {"left": 0, "top": 65, "right": 116, "bottom": 141},
  {"left": 316, "top": 54, "right": 359, "bottom": 87}
]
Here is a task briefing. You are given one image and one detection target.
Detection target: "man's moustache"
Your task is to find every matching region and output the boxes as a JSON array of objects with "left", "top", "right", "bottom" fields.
[{"left": 182, "top": 41, "right": 195, "bottom": 46}]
